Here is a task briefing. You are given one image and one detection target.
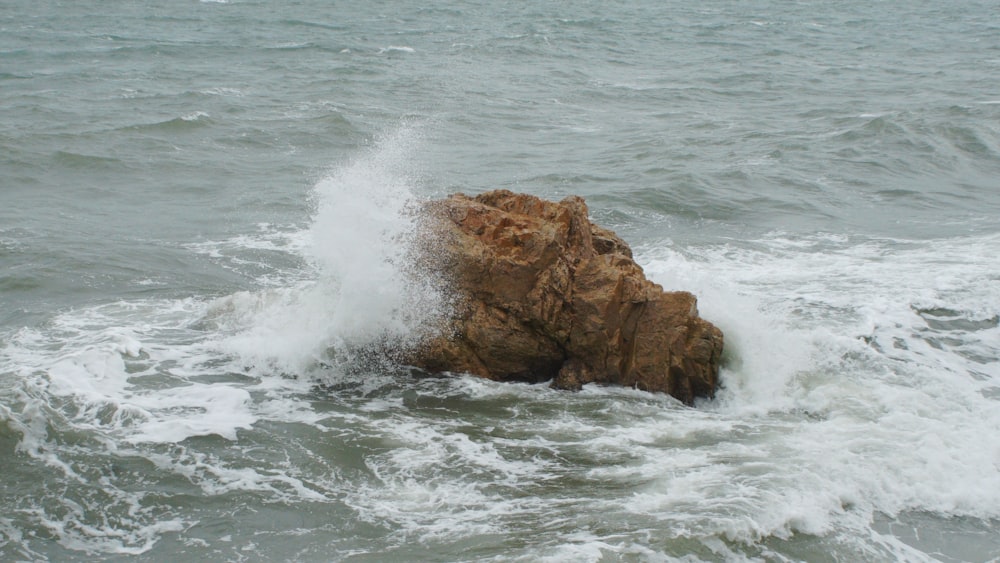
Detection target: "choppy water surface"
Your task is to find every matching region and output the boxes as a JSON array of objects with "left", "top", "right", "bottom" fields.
[{"left": 2, "top": 1, "right": 1000, "bottom": 561}]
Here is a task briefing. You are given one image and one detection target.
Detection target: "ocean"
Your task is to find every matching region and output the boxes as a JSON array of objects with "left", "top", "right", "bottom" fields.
[{"left": 2, "top": 1, "right": 999, "bottom": 561}]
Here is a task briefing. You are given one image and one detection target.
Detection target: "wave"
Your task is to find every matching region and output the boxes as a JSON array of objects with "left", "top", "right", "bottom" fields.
[
  {"left": 0, "top": 126, "right": 448, "bottom": 556},
  {"left": 121, "top": 112, "right": 216, "bottom": 133},
  {"left": 50, "top": 150, "right": 126, "bottom": 170},
  {"left": 278, "top": 19, "right": 350, "bottom": 32},
  {"left": 638, "top": 231, "right": 1000, "bottom": 537},
  {"left": 3, "top": 131, "right": 999, "bottom": 560}
]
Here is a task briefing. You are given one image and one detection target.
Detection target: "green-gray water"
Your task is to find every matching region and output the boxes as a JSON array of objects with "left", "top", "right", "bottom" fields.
[{"left": 3, "top": 1, "right": 1000, "bottom": 560}]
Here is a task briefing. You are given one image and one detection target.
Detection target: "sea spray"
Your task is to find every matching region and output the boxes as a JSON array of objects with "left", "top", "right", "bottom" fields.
[{"left": 211, "top": 127, "right": 451, "bottom": 375}]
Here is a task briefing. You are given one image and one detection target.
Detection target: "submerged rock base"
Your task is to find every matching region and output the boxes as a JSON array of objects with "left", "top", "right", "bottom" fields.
[{"left": 410, "top": 190, "right": 723, "bottom": 405}]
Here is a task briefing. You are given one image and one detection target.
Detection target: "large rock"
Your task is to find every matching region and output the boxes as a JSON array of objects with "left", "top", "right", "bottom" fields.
[{"left": 410, "top": 190, "right": 723, "bottom": 404}]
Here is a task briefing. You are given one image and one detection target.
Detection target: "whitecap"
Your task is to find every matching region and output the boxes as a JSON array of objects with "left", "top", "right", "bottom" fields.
[
  {"left": 180, "top": 111, "right": 209, "bottom": 121},
  {"left": 378, "top": 46, "right": 415, "bottom": 54},
  {"left": 198, "top": 87, "right": 243, "bottom": 97}
]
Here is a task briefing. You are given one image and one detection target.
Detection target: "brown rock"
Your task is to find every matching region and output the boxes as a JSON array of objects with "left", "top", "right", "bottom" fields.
[{"left": 410, "top": 190, "right": 723, "bottom": 405}]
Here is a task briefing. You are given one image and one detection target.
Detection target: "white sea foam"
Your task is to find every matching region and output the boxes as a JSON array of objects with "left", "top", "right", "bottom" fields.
[
  {"left": 1, "top": 131, "right": 452, "bottom": 557},
  {"left": 199, "top": 87, "right": 243, "bottom": 96},
  {"left": 0, "top": 292, "right": 338, "bottom": 553},
  {"left": 180, "top": 111, "right": 209, "bottom": 122},
  {"left": 3, "top": 225, "right": 996, "bottom": 559},
  {"left": 630, "top": 231, "right": 1000, "bottom": 545},
  {"left": 379, "top": 46, "right": 415, "bottom": 54},
  {"left": 344, "top": 409, "right": 556, "bottom": 545},
  {"left": 3, "top": 135, "right": 998, "bottom": 559},
  {"left": 1, "top": 125, "right": 446, "bottom": 445},
  {"left": 1, "top": 301, "right": 261, "bottom": 446}
]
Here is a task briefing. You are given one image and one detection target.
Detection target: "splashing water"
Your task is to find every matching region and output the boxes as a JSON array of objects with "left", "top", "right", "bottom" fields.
[
  {"left": 0, "top": 127, "right": 458, "bottom": 557},
  {"left": 2, "top": 128, "right": 999, "bottom": 561},
  {"left": 209, "top": 127, "right": 451, "bottom": 375}
]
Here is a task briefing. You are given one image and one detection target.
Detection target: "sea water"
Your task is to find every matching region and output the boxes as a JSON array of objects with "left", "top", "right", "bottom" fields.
[{"left": 2, "top": 1, "right": 1000, "bottom": 561}]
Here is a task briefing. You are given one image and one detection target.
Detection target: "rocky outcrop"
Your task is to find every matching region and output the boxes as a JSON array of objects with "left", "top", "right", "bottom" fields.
[{"left": 409, "top": 190, "right": 723, "bottom": 405}]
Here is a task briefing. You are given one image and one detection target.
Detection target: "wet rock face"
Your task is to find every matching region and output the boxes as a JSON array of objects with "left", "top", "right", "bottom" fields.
[{"left": 410, "top": 190, "right": 723, "bottom": 405}]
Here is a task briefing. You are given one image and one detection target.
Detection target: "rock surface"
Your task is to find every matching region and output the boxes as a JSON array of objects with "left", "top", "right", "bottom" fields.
[{"left": 410, "top": 190, "right": 723, "bottom": 404}]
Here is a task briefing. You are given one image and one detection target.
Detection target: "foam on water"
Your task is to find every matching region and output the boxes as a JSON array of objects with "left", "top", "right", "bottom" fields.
[
  {"left": 635, "top": 231, "right": 1000, "bottom": 549},
  {"left": 5, "top": 0, "right": 1000, "bottom": 557},
  {"left": 8, "top": 125, "right": 445, "bottom": 448},
  {"left": 1, "top": 300, "right": 257, "bottom": 451},
  {"left": 191, "top": 216, "right": 996, "bottom": 559},
  {"left": 0, "top": 128, "right": 454, "bottom": 556},
  {"left": 2, "top": 131, "right": 999, "bottom": 559},
  {"left": 0, "top": 313, "right": 325, "bottom": 553}
]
